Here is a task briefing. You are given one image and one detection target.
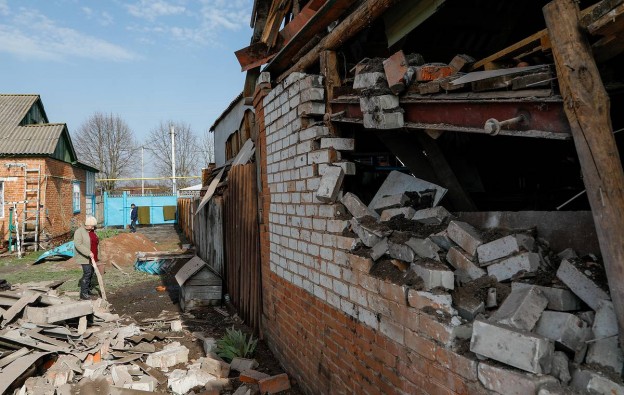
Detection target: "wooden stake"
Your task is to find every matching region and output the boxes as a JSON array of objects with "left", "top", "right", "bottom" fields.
[
  {"left": 320, "top": 50, "right": 341, "bottom": 135},
  {"left": 91, "top": 258, "right": 107, "bottom": 301},
  {"left": 544, "top": 0, "right": 624, "bottom": 348}
]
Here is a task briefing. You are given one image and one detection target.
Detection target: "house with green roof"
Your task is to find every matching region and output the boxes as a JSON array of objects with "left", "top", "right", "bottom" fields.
[{"left": 0, "top": 94, "right": 98, "bottom": 251}]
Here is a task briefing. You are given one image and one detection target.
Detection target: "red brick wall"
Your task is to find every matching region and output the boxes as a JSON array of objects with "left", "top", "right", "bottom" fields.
[
  {"left": 254, "top": 74, "right": 488, "bottom": 395},
  {"left": 0, "top": 157, "right": 88, "bottom": 243}
]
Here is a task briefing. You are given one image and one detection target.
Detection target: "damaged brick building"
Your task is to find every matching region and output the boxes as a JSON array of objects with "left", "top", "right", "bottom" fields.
[{"left": 183, "top": 0, "right": 624, "bottom": 393}]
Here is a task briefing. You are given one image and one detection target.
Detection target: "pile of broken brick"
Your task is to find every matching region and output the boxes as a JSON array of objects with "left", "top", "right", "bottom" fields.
[
  {"left": 340, "top": 183, "right": 623, "bottom": 394},
  {"left": 0, "top": 281, "right": 290, "bottom": 395}
]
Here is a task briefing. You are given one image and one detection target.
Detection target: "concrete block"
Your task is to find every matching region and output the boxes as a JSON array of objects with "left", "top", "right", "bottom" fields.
[
  {"left": 446, "top": 246, "right": 486, "bottom": 281},
  {"left": 363, "top": 112, "right": 404, "bottom": 130},
  {"left": 470, "top": 319, "right": 554, "bottom": 374},
  {"left": 350, "top": 218, "right": 391, "bottom": 248},
  {"left": 551, "top": 351, "right": 571, "bottom": 385},
  {"left": 512, "top": 282, "right": 582, "bottom": 311},
  {"left": 446, "top": 220, "right": 483, "bottom": 256},
  {"left": 556, "top": 259, "right": 610, "bottom": 311},
  {"left": 168, "top": 368, "right": 217, "bottom": 395},
  {"left": 125, "top": 376, "right": 158, "bottom": 392},
  {"left": 429, "top": 231, "right": 456, "bottom": 251},
  {"left": 486, "top": 252, "right": 540, "bottom": 282},
  {"left": 359, "top": 95, "right": 399, "bottom": 112},
  {"left": 411, "top": 261, "right": 454, "bottom": 290},
  {"left": 571, "top": 367, "right": 624, "bottom": 395},
  {"left": 23, "top": 300, "right": 94, "bottom": 324},
  {"left": 387, "top": 240, "right": 415, "bottom": 263},
  {"left": 353, "top": 72, "right": 386, "bottom": 89},
  {"left": 111, "top": 365, "right": 132, "bottom": 387},
  {"left": 340, "top": 192, "right": 379, "bottom": 220},
  {"left": 411, "top": 206, "right": 452, "bottom": 225},
  {"left": 320, "top": 138, "right": 354, "bottom": 151},
  {"left": 170, "top": 320, "right": 183, "bottom": 331},
  {"left": 333, "top": 161, "right": 356, "bottom": 175},
  {"left": 477, "top": 234, "right": 535, "bottom": 264},
  {"left": 454, "top": 297, "right": 485, "bottom": 321},
  {"left": 587, "top": 335, "right": 624, "bottom": 373},
  {"left": 201, "top": 356, "right": 230, "bottom": 378},
  {"left": 477, "top": 362, "right": 558, "bottom": 395},
  {"left": 316, "top": 166, "right": 344, "bottom": 203},
  {"left": 489, "top": 285, "right": 548, "bottom": 331},
  {"left": 592, "top": 299, "right": 619, "bottom": 338},
  {"left": 380, "top": 207, "right": 416, "bottom": 222},
  {"left": 230, "top": 357, "right": 259, "bottom": 372},
  {"left": 534, "top": 311, "right": 592, "bottom": 352},
  {"left": 372, "top": 193, "right": 408, "bottom": 213},
  {"left": 557, "top": 248, "right": 577, "bottom": 261},
  {"left": 369, "top": 238, "right": 388, "bottom": 261},
  {"left": 145, "top": 345, "right": 189, "bottom": 368},
  {"left": 406, "top": 237, "right": 441, "bottom": 261}
]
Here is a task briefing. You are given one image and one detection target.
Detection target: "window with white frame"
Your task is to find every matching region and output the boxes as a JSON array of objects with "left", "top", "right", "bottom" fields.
[{"left": 73, "top": 182, "right": 81, "bottom": 213}]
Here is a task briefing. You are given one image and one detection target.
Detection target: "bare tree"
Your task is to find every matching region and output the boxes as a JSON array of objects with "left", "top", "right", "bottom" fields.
[
  {"left": 200, "top": 129, "right": 216, "bottom": 168},
  {"left": 73, "top": 112, "right": 138, "bottom": 191},
  {"left": 147, "top": 121, "right": 200, "bottom": 189}
]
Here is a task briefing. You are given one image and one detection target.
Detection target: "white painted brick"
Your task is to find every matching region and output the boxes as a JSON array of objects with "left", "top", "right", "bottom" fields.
[
  {"left": 327, "top": 219, "right": 349, "bottom": 233},
  {"left": 307, "top": 177, "right": 321, "bottom": 190},
  {"left": 447, "top": 220, "right": 483, "bottom": 256},
  {"left": 300, "top": 87, "right": 325, "bottom": 103},
  {"left": 363, "top": 112, "right": 404, "bottom": 129},
  {"left": 297, "top": 140, "right": 319, "bottom": 155},
  {"left": 320, "top": 138, "right": 355, "bottom": 151},
  {"left": 341, "top": 192, "right": 379, "bottom": 220},
  {"left": 298, "top": 102, "right": 325, "bottom": 117},
  {"left": 406, "top": 237, "right": 441, "bottom": 261},
  {"left": 308, "top": 149, "right": 336, "bottom": 165},
  {"left": 446, "top": 246, "right": 486, "bottom": 282},
  {"left": 478, "top": 363, "right": 557, "bottom": 395},
  {"left": 358, "top": 308, "right": 378, "bottom": 330},
  {"left": 353, "top": 72, "right": 386, "bottom": 89},
  {"left": 299, "top": 126, "right": 330, "bottom": 141},
  {"left": 333, "top": 280, "right": 349, "bottom": 298},
  {"left": 593, "top": 300, "right": 618, "bottom": 338},
  {"left": 511, "top": 282, "right": 581, "bottom": 311},
  {"left": 411, "top": 261, "right": 454, "bottom": 290},
  {"left": 350, "top": 218, "right": 387, "bottom": 247},
  {"left": 313, "top": 284, "right": 326, "bottom": 300},
  {"left": 586, "top": 336, "right": 624, "bottom": 373},
  {"left": 284, "top": 72, "right": 306, "bottom": 88},
  {"left": 350, "top": 286, "right": 368, "bottom": 307},
  {"left": 372, "top": 193, "right": 408, "bottom": 213},
  {"left": 387, "top": 240, "right": 415, "bottom": 262},
  {"left": 556, "top": 259, "right": 610, "bottom": 311},
  {"left": 571, "top": 367, "right": 624, "bottom": 395},
  {"left": 334, "top": 161, "right": 356, "bottom": 175},
  {"left": 359, "top": 95, "right": 399, "bottom": 112},
  {"left": 300, "top": 74, "right": 324, "bottom": 89},
  {"left": 486, "top": 252, "right": 540, "bottom": 282},
  {"left": 534, "top": 311, "right": 593, "bottom": 353},
  {"left": 341, "top": 299, "right": 357, "bottom": 318},
  {"left": 470, "top": 319, "right": 554, "bottom": 374},
  {"left": 316, "top": 166, "right": 344, "bottom": 203},
  {"left": 489, "top": 285, "right": 548, "bottom": 331},
  {"left": 477, "top": 234, "right": 535, "bottom": 264},
  {"left": 380, "top": 207, "right": 416, "bottom": 222}
]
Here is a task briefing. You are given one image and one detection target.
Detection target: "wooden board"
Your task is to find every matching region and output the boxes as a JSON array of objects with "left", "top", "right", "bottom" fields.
[{"left": 174, "top": 256, "right": 209, "bottom": 286}]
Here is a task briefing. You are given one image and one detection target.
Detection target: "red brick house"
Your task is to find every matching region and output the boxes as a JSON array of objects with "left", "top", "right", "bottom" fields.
[{"left": 0, "top": 94, "right": 98, "bottom": 250}]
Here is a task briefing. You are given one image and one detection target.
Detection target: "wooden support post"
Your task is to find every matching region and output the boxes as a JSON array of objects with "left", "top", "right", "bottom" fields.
[
  {"left": 320, "top": 50, "right": 341, "bottom": 135},
  {"left": 544, "top": 0, "right": 624, "bottom": 348}
]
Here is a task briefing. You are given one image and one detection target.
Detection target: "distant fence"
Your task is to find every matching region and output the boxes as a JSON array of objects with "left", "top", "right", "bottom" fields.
[{"left": 103, "top": 192, "right": 178, "bottom": 227}]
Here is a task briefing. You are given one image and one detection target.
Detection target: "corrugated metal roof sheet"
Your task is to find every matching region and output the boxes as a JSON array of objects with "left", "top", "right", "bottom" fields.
[
  {"left": 0, "top": 95, "right": 69, "bottom": 156},
  {"left": 0, "top": 94, "right": 39, "bottom": 127},
  {"left": 0, "top": 124, "right": 65, "bottom": 155}
]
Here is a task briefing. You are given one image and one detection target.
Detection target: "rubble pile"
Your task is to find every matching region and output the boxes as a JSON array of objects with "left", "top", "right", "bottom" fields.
[
  {"left": 340, "top": 184, "right": 624, "bottom": 394},
  {"left": 0, "top": 281, "right": 289, "bottom": 395}
]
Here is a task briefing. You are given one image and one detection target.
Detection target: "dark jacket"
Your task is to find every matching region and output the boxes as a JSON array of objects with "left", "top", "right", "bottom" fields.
[{"left": 131, "top": 207, "right": 138, "bottom": 221}]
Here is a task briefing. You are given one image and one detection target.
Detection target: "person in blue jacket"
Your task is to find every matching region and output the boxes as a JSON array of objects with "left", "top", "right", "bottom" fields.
[{"left": 130, "top": 203, "right": 138, "bottom": 233}]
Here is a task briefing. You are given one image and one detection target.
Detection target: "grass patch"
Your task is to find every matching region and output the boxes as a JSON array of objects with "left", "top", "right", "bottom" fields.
[{"left": 96, "top": 228, "right": 120, "bottom": 240}]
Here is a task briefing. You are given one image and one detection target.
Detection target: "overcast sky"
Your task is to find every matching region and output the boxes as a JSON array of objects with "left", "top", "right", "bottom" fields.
[{"left": 0, "top": 0, "right": 252, "bottom": 176}]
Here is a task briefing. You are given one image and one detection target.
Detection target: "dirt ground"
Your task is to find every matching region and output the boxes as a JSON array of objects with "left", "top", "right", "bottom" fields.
[
  {"left": 106, "top": 226, "right": 303, "bottom": 394},
  {"left": 0, "top": 225, "right": 303, "bottom": 394}
]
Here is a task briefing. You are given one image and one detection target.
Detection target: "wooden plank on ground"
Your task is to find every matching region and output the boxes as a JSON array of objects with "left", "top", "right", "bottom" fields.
[
  {"left": 0, "top": 351, "right": 49, "bottom": 395},
  {"left": 1, "top": 292, "right": 39, "bottom": 325},
  {"left": 132, "top": 360, "right": 168, "bottom": 384}
]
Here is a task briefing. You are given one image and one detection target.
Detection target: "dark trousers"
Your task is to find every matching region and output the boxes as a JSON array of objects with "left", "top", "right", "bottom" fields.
[
  {"left": 80, "top": 263, "right": 94, "bottom": 299},
  {"left": 130, "top": 219, "right": 137, "bottom": 232}
]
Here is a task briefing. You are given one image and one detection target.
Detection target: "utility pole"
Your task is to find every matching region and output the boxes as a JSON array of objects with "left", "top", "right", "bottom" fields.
[
  {"left": 141, "top": 147, "right": 145, "bottom": 195},
  {"left": 171, "top": 125, "right": 177, "bottom": 195}
]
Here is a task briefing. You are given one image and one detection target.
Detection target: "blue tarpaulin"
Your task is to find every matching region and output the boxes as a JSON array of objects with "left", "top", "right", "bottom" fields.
[
  {"left": 134, "top": 259, "right": 173, "bottom": 275},
  {"left": 34, "top": 241, "right": 74, "bottom": 264}
]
